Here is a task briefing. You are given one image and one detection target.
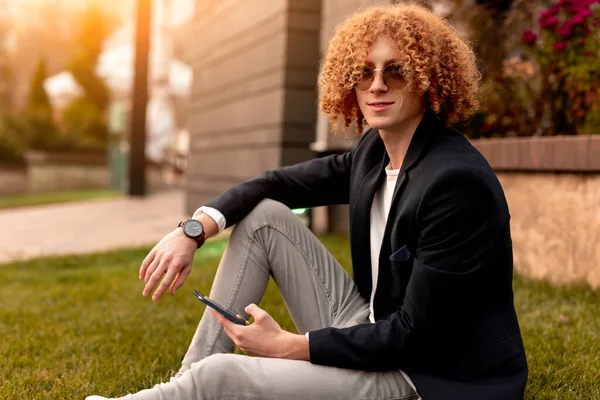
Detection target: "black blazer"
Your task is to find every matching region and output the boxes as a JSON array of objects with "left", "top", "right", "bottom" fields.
[{"left": 205, "top": 112, "right": 528, "bottom": 399}]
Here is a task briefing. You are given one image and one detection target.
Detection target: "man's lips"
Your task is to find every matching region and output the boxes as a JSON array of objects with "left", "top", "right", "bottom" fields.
[
  {"left": 367, "top": 102, "right": 394, "bottom": 111},
  {"left": 367, "top": 102, "right": 394, "bottom": 106}
]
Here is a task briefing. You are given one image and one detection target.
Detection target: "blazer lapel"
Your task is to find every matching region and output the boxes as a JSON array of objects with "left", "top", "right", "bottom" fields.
[
  {"left": 350, "top": 150, "right": 387, "bottom": 299},
  {"left": 392, "top": 111, "right": 439, "bottom": 200},
  {"left": 383, "top": 112, "right": 441, "bottom": 242}
]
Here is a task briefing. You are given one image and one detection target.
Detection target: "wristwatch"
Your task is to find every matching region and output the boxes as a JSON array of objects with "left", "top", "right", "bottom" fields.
[{"left": 178, "top": 218, "right": 206, "bottom": 248}]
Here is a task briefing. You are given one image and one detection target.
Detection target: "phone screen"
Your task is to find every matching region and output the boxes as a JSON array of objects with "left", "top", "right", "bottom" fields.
[{"left": 193, "top": 290, "right": 248, "bottom": 326}]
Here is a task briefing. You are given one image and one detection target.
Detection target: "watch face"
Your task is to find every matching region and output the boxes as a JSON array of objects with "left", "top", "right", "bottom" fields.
[{"left": 183, "top": 219, "right": 203, "bottom": 238}]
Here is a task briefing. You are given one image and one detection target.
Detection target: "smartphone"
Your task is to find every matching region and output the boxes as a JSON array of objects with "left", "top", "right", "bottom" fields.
[{"left": 193, "top": 290, "right": 248, "bottom": 326}]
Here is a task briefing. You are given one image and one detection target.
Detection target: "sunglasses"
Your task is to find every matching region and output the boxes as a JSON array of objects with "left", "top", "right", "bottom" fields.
[{"left": 355, "top": 64, "right": 405, "bottom": 91}]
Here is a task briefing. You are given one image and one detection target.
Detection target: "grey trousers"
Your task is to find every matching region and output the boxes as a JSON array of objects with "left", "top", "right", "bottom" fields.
[{"left": 116, "top": 199, "right": 418, "bottom": 400}]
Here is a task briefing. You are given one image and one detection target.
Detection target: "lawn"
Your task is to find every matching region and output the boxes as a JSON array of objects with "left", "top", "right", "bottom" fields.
[
  {"left": 0, "top": 189, "right": 121, "bottom": 210},
  {"left": 1, "top": 235, "right": 598, "bottom": 399}
]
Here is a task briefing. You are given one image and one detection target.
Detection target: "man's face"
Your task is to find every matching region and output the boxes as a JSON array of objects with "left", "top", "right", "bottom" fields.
[{"left": 354, "top": 36, "right": 425, "bottom": 131}]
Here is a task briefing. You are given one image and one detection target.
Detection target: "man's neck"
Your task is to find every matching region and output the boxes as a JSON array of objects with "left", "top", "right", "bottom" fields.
[{"left": 378, "top": 110, "right": 425, "bottom": 170}]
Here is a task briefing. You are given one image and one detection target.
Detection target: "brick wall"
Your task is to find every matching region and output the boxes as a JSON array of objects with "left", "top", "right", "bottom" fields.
[{"left": 472, "top": 136, "right": 600, "bottom": 172}]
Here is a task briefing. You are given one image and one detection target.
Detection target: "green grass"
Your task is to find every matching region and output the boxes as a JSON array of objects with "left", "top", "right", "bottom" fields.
[
  {"left": 0, "top": 189, "right": 121, "bottom": 210},
  {"left": 1, "top": 235, "right": 598, "bottom": 399}
]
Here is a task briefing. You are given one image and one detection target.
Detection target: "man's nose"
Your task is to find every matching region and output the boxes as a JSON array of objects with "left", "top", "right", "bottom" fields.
[{"left": 369, "top": 70, "right": 388, "bottom": 92}]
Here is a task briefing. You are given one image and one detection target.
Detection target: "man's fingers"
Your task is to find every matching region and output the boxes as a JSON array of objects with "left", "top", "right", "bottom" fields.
[
  {"left": 223, "top": 326, "right": 236, "bottom": 342},
  {"left": 235, "top": 314, "right": 251, "bottom": 325},
  {"left": 144, "top": 255, "right": 161, "bottom": 284},
  {"left": 139, "top": 249, "right": 156, "bottom": 280},
  {"left": 169, "top": 266, "right": 190, "bottom": 295},
  {"left": 210, "top": 309, "right": 241, "bottom": 332},
  {"left": 210, "top": 308, "right": 228, "bottom": 325},
  {"left": 222, "top": 326, "right": 246, "bottom": 350},
  {"left": 244, "top": 303, "right": 265, "bottom": 320},
  {"left": 152, "top": 264, "right": 180, "bottom": 301},
  {"left": 143, "top": 258, "right": 169, "bottom": 298}
]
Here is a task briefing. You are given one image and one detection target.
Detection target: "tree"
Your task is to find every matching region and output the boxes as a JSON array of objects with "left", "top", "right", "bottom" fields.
[
  {"left": 67, "top": 3, "right": 118, "bottom": 113},
  {"left": 68, "top": 55, "right": 111, "bottom": 113},
  {"left": 62, "top": 3, "right": 119, "bottom": 150},
  {"left": 28, "top": 58, "right": 51, "bottom": 112},
  {"left": 8, "top": 1, "right": 74, "bottom": 109}
]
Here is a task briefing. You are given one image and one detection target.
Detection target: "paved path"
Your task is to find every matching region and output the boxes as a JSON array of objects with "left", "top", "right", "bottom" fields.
[{"left": 0, "top": 190, "right": 189, "bottom": 264}]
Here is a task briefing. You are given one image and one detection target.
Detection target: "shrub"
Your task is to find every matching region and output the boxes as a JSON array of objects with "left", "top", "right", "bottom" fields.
[
  {"left": 0, "top": 114, "right": 26, "bottom": 164},
  {"left": 511, "top": 0, "right": 600, "bottom": 135},
  {"left": 62, "top": 97, "right": 108, "bottom": 151}
]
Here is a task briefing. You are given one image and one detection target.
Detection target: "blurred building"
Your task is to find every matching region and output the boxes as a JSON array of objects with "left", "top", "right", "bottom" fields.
[{"left": 180, "top": 0, "right": 315, "bottom": 215}]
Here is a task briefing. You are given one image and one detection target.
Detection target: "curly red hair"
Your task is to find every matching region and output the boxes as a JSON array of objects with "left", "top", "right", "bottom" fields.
[{"left": 319, "top": 4, "right": 481, "bottom": 133}]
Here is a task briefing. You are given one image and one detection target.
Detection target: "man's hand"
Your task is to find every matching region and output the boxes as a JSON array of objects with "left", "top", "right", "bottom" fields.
[
  {"left": 139, "top": 213, "right": 218, "bottom": 301},
  {"left": 211, "top": 304, "right": 310, "bottom": 361},
  {"left": 139, "top": 228, "right": 197, "bottom": 301}
]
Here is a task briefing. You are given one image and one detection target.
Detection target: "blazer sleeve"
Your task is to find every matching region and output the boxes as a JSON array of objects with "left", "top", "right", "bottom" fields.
[
  {"left": 203, "top": 133, "right": 368, "bottom": 228},
  {"left": 308, "top": 167, "right": 508, "bottom": 371}
]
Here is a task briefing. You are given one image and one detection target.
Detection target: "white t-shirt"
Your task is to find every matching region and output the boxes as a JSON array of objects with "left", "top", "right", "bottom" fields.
[{"left": 368, "top": 163, "right": 400, "bottom": 322}]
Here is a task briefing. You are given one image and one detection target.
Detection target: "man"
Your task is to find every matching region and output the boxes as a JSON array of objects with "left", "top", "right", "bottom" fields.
[{"left": 87, "top": 4, "right": 527, "bottom": 399}]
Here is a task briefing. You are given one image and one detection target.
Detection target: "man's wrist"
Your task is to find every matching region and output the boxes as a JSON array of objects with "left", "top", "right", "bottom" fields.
[
  {"left": 190, "top": 212, "right": 218, "bottom": 240},
  {"left": 282, "top": 333, "right": 310, "bottom": 361}
]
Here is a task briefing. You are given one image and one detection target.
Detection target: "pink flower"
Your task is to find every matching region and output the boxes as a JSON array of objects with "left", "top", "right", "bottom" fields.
[
  {"left": 580, "top": 39, "right": 586, "bottom": 46},
  {"left": 564, "top": 15, "right": 586, "bottom": 29},
  {"left": 566, "top": 0, "right": 594, "bottom": 12},
  {"left": 557, "top": 24, "right": 573, "bottom": 37},
  {"left": 522, "top": 30, "right": 537, "bottom": 45},
  {"left": 585, "top": 51, "right": 593, "bottom": 57},
  {"left": 554, "top": 41, "right": 568, "bottom": 51},
  {"left": 541, "top": 16, "right": 560, "bottom": 29},
  {"left": 539, "top": 7, "right": 560, "bottom": 22},
  {"left": 567, "top": 5, "right": 585, "bottom": 12}
]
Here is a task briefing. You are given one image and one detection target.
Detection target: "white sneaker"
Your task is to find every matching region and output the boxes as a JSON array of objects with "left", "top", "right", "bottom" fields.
[{"left": 85, "top": 396, "right": 109, "bottom": 400}]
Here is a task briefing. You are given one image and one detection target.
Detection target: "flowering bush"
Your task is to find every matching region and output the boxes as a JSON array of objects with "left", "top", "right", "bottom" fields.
[
  {"left": 461, "top": 0, "right": 599, "bottom": 137},
  {"left": 519, "top": 0, "right": 600, "bottom": 135}
]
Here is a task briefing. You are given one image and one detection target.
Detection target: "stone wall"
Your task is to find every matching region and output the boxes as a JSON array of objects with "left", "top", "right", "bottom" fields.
[
  {"left": 24, "top": 151, "right": 109, "bottom": 193},
  {"left": 497, "top": 172, "right": 600, "bottom": 289},
  {"left": 0, "top": 166, "right": 27, "bottom": 195},
  {"left": 27, "top": 164, "right": 110, "bottom": 193},
  {"left": 13, "top": 151, "right": 169, "bottom": 194},
  {"left": 472, "top": 136, "right": 600, "bottom": 289}
]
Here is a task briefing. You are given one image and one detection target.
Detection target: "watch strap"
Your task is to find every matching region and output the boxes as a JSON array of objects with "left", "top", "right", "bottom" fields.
[{"left": 196, "top": 232, "right": 206, "bottom": 248}]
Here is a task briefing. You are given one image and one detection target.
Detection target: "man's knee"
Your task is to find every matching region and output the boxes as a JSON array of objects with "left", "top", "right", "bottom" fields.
[
  {"left": 198, "top": 352, "right": 235, "bottom": 370},
  {"left": 253, "top": 198, "right": 294, "bottom": 218},
  {"left": 192, "top": 354, "right": 248, "bottom": 389},
  {"left": 240, "top": 199, "right": 295, "bottom": 229}
]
